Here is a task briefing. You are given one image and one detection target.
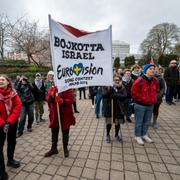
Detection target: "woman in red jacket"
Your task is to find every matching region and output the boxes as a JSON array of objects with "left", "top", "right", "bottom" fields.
[
  {"left": 0, "top": 75, "right": 22, "bottom": 180},
  {"left": 44, "top": 86, "right": 75, "bottom": 158},
  {"left": 131, "top": 64, "right": 159, "bottom": 145}
]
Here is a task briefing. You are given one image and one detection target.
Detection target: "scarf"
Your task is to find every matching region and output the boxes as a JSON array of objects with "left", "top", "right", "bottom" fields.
[
  {"left": 0, "top": 87, "right": 17, "bottom": 115},
  {"left": 132, "top": 70, "right": 140, "bottom": 77},
  {"left": 35, "top": 79, "right": 43, "bottom": 89},
  {"left": 122, "top": 75, "right": 131, "bottom": 83}
]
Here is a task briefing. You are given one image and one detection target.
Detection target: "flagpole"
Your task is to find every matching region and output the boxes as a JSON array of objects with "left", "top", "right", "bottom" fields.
[
  {"left": 49, "top": 15, "right": 65, "bottom": 158},
  {"left": 56, "top": 99, "right": 65, "bottom": 158},
  {"left": 111, "top": 98, "right": 114, "bottom": 142}
]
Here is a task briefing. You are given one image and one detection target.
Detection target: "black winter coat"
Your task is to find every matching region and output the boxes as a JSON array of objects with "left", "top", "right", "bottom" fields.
[
  {"left": 32, "top": 80, "right": 46, "bottom": 101},
  {"left": 102, "top": 85, "right": 127, "bottom": 120}
]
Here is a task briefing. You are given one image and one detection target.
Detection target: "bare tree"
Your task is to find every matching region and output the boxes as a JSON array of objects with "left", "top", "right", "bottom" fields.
[
  {"left": 10, "top": 19, "right": 50, "bottom": 66},
  {"left": 140, "top": 23, "right": 180, "bottom": 59},
  {"left": 174, "top": 42, "right": 180, "bottom": 56},
  {"left": 0, "top": 14, "right": 10, "bottom": 60}
]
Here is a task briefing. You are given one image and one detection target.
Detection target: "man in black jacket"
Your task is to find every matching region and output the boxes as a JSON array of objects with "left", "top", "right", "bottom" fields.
[
  {"left": 164, "top": 60, "right": 179, "bottom": 105},
  {"left": 32, "top": 73, "right": 46, "bottom": 123}
]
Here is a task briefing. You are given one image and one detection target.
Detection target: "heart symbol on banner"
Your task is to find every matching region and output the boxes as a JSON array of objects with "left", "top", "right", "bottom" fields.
[{"left": 73, "top": 63, "right": 83, "bottom": 76}]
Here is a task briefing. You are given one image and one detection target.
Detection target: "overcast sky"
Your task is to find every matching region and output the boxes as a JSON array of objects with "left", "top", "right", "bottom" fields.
[{"left": 1, "top": 0, "right": 180, "bottom": 53}]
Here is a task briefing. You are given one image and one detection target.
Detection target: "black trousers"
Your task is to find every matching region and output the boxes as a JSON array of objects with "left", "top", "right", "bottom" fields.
[
  {"left": 79, "top": 88, "right": 86, "bottom": 99},
  {"left": 0, "top": 122, "right": 18, "bottom": 175},
  {"left": 51, "top": 128, "right": 69, "bottom": 150}
]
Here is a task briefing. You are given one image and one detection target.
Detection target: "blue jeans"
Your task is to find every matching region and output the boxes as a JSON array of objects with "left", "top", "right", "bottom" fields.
[
  {"left": 95, "top": 95, "right": 102, "bottom": 116},
  {"left": 134, "top": 103, "right": 153, "bottom": 137},
  {"left": 125, "top": 98, "right": 132, "bottom": 118},
  {"left": 18, "top": 103, "right": 34, "bottom": 133}
]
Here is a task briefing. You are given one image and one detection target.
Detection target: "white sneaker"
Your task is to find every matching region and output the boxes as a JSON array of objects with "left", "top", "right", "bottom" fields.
[
  {"left": 134, "top": 137, "right": 144, "bottom": 145},
  {"left": 92, "top": 105, "right": 94, "bottom": 108},
  {"left": 142, "top": 135, "right": 153, "bottom": 143}
]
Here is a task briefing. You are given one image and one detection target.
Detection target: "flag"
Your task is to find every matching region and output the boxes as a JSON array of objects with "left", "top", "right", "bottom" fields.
[{"left": 49, "top": 15, "right": 113, "bottom": 92}]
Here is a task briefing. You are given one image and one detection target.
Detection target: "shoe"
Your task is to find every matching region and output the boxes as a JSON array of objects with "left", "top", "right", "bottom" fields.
[
  {"left": 171, "top": 102, "right": 176, "bottom": 105},
  {"left": 126, "top": 117, "right": 132, "bottom": 123},
  {"left": 96, "top": 115, "right": 99, "bottom": 119},
  {"left": 106, "top": 135, "right": 111, "bottom": 143},
  {"left": 44, "top": 149, "right": 58, "bottom": 157},
  {"left": 40, "top": 118, "right": 45, "bottom": 122},
  {"left": 115, "top": 135, "right": 121, "bottom": 142},
  {"left": 166, "top": 101, "right": 172, "bottom": 105},
  {"left": 92, "top": 105, "right": 94, "bottom": 109},
  {"left": 0, "top": 172, "right": 9, "bottom": 180},
  {"left": 27, "top": 128, "right": 32, "bottom": 132},
  {"left": 74, "top": 110, "right": 80, "bottom": 113},
  {"left": 64, "top": 147, "right": 69, "bottom": 158},
  {"left": 134, "top": 137, "right": 144, "bottom": 145},
  {"left": 16, "top": 132, "right": 23, "bottom": 138},
  {"left": 142, "top": 135, "right": 153, "bottom": 143},
  {"left": 7, "top": 159, "right": 21, "bottom": 168},
  {"left": 152, "top": 122, "right": 158, "bottom": 129}
]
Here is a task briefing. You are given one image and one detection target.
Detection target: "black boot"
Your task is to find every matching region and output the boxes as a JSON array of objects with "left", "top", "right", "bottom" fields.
[
  {"left": 106, "top": 124, "right": 112, "bottom": 143},
  {"left": 7, "top": 159, "right": 20, "bottom": 168},
  {"left": 73, "top": 102, "right": 79, "bottom": 113},
  {"left": 64, "top": 146, "right": 69, "bottom": 158},
  {"left": 63, "top": 129, "right": 70, "bottom": 158},
  {"left": 44, "top": 128, "right": 59, "bottom": 157},
  {"left": 115, "top": 125, "right": 121, "bottom": 142},
  {"left": 106, "top": 124, "right": 112, "bottom": 136},
  {"left": 44, "top": 149, "right": 58, "bottom": 157}
]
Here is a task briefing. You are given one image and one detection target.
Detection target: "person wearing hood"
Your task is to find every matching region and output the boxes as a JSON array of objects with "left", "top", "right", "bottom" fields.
[
  {"left": 122, "top": 69, "right": 134, "bottom": 123},
  {"left": 102, "top": 75, "right": 127, "bottom": 143},
  {"left": 0, "top": 75, "right": 22, "bottom": 180},
  {"left": 132, "top": 64, "right": 159, "bottom": 145},
  {"left": 164, "top": 60, "right": 179, "bottom": 105}
]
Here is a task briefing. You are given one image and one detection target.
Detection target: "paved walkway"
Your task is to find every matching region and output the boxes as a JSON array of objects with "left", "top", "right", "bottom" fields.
[{"left": 4, "top": 99, "right": 180, "bottom": 180}]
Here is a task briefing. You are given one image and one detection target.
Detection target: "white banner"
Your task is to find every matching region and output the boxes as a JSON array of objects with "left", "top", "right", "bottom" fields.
[{"left": 49, "top": 15, "right": 113, "bottom": 92}]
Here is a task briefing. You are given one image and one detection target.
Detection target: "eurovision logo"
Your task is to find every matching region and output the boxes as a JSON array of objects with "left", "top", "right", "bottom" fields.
[{"left": 73, "top": 63, "right": 83, "bottom": 76}]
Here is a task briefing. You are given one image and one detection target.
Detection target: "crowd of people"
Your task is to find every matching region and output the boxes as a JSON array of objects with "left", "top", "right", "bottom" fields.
[
  {"left": 0, "top": 60, "right": 179, "bottom": 180},
  {"left": 88, "top": 60, "right": 179, "bottom": 144}
]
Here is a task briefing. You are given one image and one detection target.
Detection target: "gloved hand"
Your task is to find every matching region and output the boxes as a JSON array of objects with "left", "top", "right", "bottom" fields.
[
  {"left": 55, "top": 96, "right": 63, "bottom": 105},
  {"left": 3, "top": 122, "right": 10, "bottom": 133}
]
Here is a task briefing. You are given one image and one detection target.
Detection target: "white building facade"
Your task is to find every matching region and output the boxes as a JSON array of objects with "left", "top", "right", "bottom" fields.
[{"left": 112, "top": 40, "right": 130, "bottom": 65}]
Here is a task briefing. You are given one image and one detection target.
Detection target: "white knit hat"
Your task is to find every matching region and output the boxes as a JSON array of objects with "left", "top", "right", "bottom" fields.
[{"left": 47, "top": 71, "right": 54, "bottom": 76}]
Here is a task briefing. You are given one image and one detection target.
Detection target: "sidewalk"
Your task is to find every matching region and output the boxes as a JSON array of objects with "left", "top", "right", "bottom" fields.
[{"left": 5, "top": 99, "right": 180, "bottom": 180}]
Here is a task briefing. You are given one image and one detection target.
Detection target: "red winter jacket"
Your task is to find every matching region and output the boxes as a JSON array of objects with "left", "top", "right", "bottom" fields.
[
  {"left": 46, "top": 87, "right": 76, "bottom": 130},
  {"left": 0, "top": 87, "right": 22, "bottom": 127},
  {"left": 131, "top": 76, "right": 159, "bottom": 106}
]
